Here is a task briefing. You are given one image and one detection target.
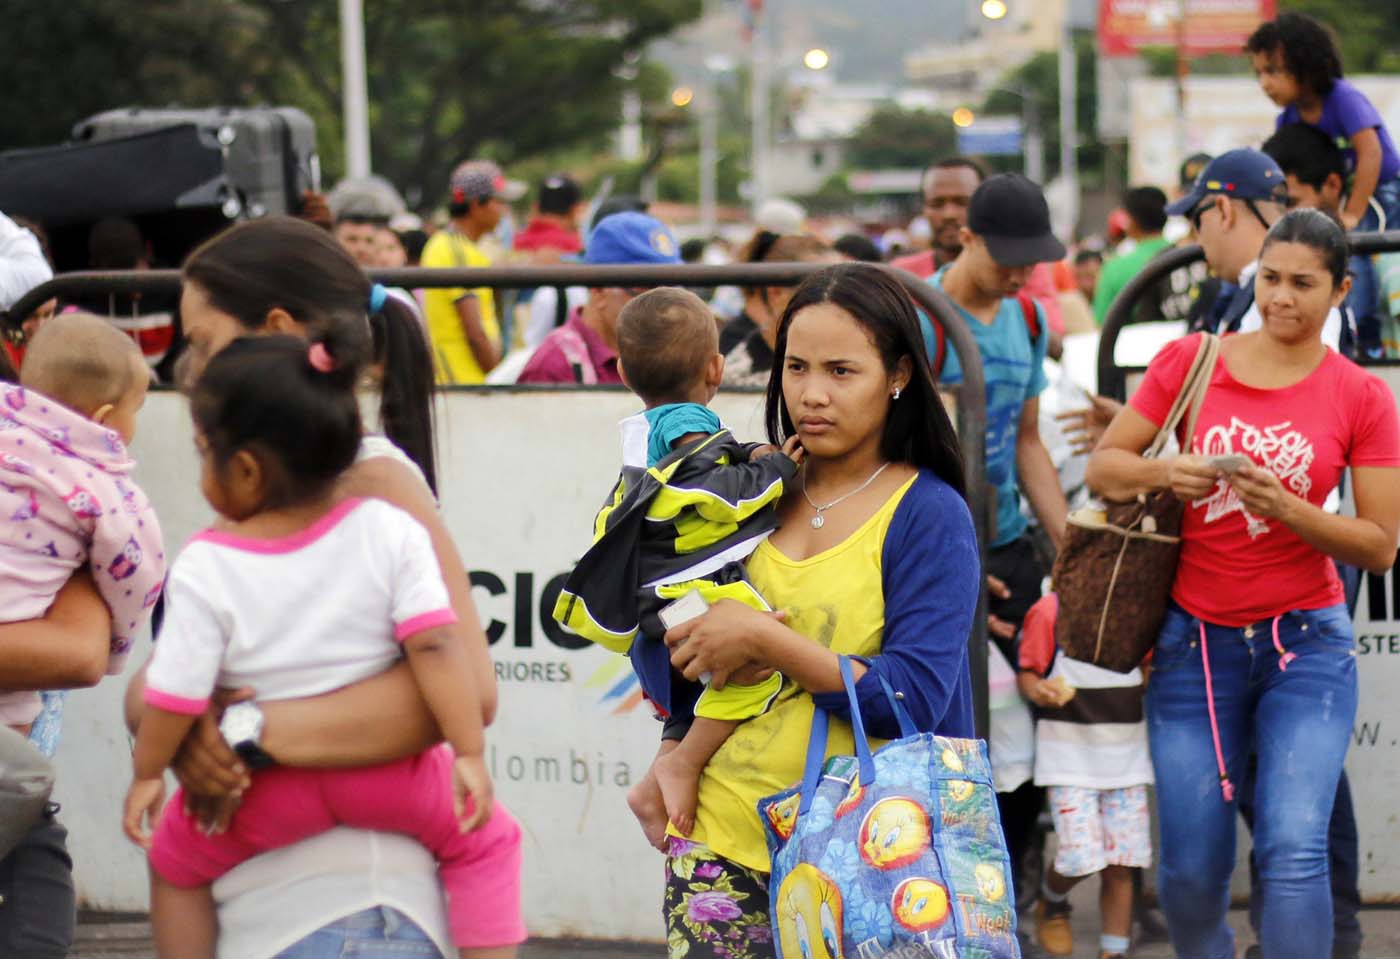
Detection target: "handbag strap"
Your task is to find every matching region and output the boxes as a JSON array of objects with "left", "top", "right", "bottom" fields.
[
  {"left": 1179, "top": 333, "right": 1220, "bottom": 455},
  {"left": 797, "top": 656, "right": 877, "bottom": 814},
  {"left": 876, "top": 674, "right": 919, "bottom": 739},
  {"left": 1145, "top": 333, "right": 1219, "bottom": 459}
]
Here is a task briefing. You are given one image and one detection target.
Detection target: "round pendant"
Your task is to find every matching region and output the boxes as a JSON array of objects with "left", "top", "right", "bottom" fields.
[{"left": 810, "top": 514, "right": 825, "bottom": 529}]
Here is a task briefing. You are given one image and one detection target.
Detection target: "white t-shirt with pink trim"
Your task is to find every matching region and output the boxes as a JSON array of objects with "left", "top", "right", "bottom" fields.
[{"left": 145, "top": 497, "right": 455, "bottom": 714}]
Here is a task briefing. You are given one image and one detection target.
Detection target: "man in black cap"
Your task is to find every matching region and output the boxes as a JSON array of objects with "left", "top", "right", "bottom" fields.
[
  {"left": 930, "top": 174, "right": 1069, "bottom": 927},
  {"left": 934, "top": 173, "right": 1069, "bottom": 567}
]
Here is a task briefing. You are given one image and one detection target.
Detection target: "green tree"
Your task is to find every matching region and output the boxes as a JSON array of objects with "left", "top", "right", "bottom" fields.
[
  {"left": 0, "top": 0, "right": 701, "bottom": 207},
  {"left": 845, "top": 106, "right": 957, "bottom": 170},
  {"left": 1281, "top": 0, "right": 1400, "bottom": 73},
  {"left": 1141, "top": 0, "right": 1400, "bottom": 77}
]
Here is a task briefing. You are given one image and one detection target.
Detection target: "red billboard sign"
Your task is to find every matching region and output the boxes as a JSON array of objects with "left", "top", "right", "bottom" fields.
[{"left": 1098, "top": 0, "right": 1277, "bottom": 57}]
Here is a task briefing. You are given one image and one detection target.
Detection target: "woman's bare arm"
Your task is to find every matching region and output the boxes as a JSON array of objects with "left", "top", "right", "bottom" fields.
[
  {"left": 1228, "top": 464, "right": 1400, "bottom": 574},
  {"left": 665, "top": 600, "right": 867, "bottom": 694},
  {"left": 339, "top": 456, "right": 498, "bottom": 724},
  {"left": 258, "top": 660, "right": 442, "bottom": 766},
  {"left": 0, "top": 571, "right": 111, "bottom": 690},
  {"left": 1085, "top": 405, "right": 1218, "bottom": 503},
  {"left": 127, "top": 654, "right": 442, "bottom": 798}
]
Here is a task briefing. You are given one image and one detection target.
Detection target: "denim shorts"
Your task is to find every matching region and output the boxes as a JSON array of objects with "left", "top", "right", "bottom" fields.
[{"left": 274, "top": 906, "right": 445, "bottom": 959}]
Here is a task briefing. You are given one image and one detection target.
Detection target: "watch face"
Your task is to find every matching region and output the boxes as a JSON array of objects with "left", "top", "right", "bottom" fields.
[{"left": 219, "top": 702, "right": 264, "bottom": 746}]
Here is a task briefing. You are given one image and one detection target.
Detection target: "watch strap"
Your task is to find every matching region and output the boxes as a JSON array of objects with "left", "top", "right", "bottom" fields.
[{"left": 233, "top": 740, "right": 276, "bottom": 771}]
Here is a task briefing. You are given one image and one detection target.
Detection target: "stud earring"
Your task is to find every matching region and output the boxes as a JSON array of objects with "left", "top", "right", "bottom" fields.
[{"left": 892, "top": 387, "right": 902, "bottom": 400}]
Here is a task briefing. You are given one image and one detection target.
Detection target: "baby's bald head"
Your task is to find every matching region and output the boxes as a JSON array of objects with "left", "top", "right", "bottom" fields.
[
  {"left": 617, "top": 287, "right": 720, "bottom": 407},
  {"left": 22, "top": 313, "right": 144, "bottom": 419}
]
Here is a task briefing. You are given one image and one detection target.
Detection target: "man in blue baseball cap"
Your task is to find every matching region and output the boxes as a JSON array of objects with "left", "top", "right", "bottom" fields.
[
  {"left": 1166, "top": 149, "right": 1308, "bottom": 340},
  {"left": 517, "top": 212, "right": 681, "bottom": 384}
]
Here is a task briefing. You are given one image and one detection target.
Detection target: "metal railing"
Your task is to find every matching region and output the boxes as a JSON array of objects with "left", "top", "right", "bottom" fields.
[
  {"left": 4, "top": 261, "right": 998, "bottom": 735},
  {"left": 1099, "top": 230, "right": 1400, "bottom": 399}
]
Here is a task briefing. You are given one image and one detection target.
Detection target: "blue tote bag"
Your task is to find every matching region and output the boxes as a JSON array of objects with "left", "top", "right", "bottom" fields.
[{"left": 758, "top": 657, "right": 1019, "bottom": 959}]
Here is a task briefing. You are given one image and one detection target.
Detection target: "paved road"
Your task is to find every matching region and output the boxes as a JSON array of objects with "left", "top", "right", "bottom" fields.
[{"left": 73, "top": 892, "right": 1400, "bottom": 958}]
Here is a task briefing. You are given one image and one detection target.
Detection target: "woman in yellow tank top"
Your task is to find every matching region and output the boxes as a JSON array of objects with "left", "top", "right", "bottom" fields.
[{"left": 659, "top": 264, "right": 981, "bottom": 958}]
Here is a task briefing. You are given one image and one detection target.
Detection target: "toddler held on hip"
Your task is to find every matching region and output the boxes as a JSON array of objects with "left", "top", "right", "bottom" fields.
[
  {"left": 552, "top": 287, "right": 801, "bottom": 845},
  {"left": 0, "top": 312, "right": 164, "bottom": 735},
  {"left": 122, "top": 335, "right": 523, "bottom": 959}
]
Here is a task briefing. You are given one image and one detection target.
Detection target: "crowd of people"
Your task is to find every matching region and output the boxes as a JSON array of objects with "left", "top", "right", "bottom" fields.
[{"left": 0, "top": 9, "right": 1397, "bottom": 959}]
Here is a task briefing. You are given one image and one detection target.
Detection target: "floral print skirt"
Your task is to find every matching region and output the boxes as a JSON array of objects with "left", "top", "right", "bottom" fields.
[{"left": 665, "top": 837, "right": 774, "bottom": 959}]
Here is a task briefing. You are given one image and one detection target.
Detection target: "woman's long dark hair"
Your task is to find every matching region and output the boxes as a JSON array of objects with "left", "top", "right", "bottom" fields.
[
  {"left": 182, "top": 217, "right": 437, "bottom": 492},
  {"left": 763, "top": 263, "right": 967, "bottom": 499}
]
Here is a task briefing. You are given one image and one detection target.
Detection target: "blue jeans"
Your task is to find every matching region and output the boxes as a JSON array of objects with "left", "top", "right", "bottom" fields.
[
  {"left": 274, "top": 906, "right": 445, "bottom": 958},
  {"left": 1241, "top": 766, "right": 1363, "bottom": 959},
  {"left": 0, "top": 809, "right": 74, "bottom": 959},
  {"left": 1147, "top": 602, "right": 1358, "bottom": 959}
]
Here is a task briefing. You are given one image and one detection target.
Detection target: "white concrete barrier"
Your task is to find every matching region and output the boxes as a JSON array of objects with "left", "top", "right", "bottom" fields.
[
  {"left": 50, "top": 369, "right": 1400, "bottom": 935},
  {"left": 54, "top": 388, "right": 768, "bottom": 939}
]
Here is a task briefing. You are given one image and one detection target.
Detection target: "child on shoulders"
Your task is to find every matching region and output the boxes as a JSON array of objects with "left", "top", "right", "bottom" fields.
[{"left": 1247, "top": 12, "right": 1400, "bottom": 233}]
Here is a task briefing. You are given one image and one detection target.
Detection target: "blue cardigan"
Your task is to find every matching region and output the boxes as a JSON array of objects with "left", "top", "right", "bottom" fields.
[{"left": 809, "top": 469, "right": 979, "bottom": 740}]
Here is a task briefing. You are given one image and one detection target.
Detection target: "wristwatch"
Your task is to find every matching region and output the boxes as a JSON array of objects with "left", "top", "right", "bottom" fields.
[{"left": 218, "top": 701, "right": 276, "bottom": 770}]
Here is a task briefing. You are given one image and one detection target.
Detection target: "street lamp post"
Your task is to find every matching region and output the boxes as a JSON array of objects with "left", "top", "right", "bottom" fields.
[
  {"left": 698, "top": 56, "right": 733, "bottom": 239},
  {"left": 339, "top": 0, "right": 371, "bottom": 178},
  {"left": 976, "top": 86, "right": 1045, "bottom": 184},
  {"left": 749, "top": 7, "right": 771, "bottom": 213},
  {"left": 1058, "top": 20, "right": 1079, "bottom": 232},
  {"left": 978, "top": 0, "right": 1075, "bottom": 222}
]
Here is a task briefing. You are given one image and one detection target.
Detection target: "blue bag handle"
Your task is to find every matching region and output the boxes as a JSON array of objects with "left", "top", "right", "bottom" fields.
[
  {"left": 876, "top": 673, "right": 919, "bottom": 739},
  {"left": 797, "top": 656, "right": 877, "bottom": 814}
]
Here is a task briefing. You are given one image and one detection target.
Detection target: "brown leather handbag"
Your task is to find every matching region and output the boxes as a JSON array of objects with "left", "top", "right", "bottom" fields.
[{"left": 1051, "top": 334, "right": 1220, "bottom": 673}]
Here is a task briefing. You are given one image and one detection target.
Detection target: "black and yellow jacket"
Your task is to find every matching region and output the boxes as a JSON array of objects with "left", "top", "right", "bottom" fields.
[{"left": 553, "top": 427, "right": 797, "bottom": 709}]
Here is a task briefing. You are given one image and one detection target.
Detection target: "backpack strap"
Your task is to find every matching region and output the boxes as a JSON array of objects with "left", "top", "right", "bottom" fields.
[
  {"left": 920, "top": 310, "right": 947, "bottom": 380},
  {"left": 925, "top": 290, "right": 1040, "bottom": 380},
  {"left": 552, "top": 323, "right": 597, "bottom": 385},
  {"left": 553, "top": 286, "right": 569, "bottom": 329},
  {"left": 1016, "top": 290, "right": 1042, "bottom": 344}
]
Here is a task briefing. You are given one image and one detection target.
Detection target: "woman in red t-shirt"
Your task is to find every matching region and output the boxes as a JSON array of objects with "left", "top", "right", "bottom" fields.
[{"left": 1086, "top": 209, "right": 1400, "bottom": 959}]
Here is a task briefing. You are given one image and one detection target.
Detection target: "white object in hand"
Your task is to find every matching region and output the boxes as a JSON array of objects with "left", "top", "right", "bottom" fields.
[{"left": 658, "top": 591, "right": 713, "bottom": 685}]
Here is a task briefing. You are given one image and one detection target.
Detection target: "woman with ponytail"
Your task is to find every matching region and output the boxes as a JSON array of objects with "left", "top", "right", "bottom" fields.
[
  {"left": 123, "top": 218, "right": 502, "bottom": 958},
  {"left": 125, "top": 335, "right": 520, "bottom": 959}
]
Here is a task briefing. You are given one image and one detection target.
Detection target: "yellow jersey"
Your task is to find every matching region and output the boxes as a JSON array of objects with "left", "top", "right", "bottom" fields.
[{"left": 419, "top": 230, "right": 500, "bottom": 385}]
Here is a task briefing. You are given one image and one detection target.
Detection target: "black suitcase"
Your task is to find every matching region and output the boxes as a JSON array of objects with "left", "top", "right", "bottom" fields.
[
  {"left": 72, "top": 106, "right": 319, "bottom": 219},
  {"left": 0, "top": 106, "right": 319, "bottom": 270}
]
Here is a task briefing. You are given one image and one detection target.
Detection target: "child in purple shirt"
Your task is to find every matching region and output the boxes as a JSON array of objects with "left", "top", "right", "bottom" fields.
[
  {"left": 1247, "top": 12, "right": 1400, "bottom": 359},
  {"left": 1246, "top": 13, "right": 1399, "bottom": 233}
]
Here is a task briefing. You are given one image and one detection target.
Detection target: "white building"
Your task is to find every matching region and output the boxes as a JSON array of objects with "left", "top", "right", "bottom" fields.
[{"left": 770, "top": 83, "right": 943, "bottom": 195}]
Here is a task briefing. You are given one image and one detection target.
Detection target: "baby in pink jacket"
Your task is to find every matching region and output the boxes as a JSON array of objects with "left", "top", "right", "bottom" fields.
[{"left": 0, "top": 313, "right": 165, "bottom": 730}]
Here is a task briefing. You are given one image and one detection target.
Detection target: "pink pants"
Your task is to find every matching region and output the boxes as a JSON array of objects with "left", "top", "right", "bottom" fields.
[{"left": 149, "top": 745, "right": 525, "bottom": 949}]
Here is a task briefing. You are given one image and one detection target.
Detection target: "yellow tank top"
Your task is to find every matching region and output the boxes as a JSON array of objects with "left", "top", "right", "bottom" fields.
[{"left": 686, "top": 475, "right": 916, "bottom": 872}]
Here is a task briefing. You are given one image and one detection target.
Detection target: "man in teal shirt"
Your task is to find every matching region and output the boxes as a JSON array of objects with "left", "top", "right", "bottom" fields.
[{"left": 1092, "top": 186, "right": 1171, "bottom": 326}]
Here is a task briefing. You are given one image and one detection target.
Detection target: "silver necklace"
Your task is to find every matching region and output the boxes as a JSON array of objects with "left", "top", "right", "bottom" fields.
[{"left": 801, "top": 462, "right": 891, "bottom": 529}]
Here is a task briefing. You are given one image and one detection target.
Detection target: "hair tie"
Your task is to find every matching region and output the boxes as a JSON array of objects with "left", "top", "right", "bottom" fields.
[
  {"left": 368, "top": 283, "right": 389, "bottom": 314},
  {"left": 308, "top": 342, "right": 335, "bottom": 373}
]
